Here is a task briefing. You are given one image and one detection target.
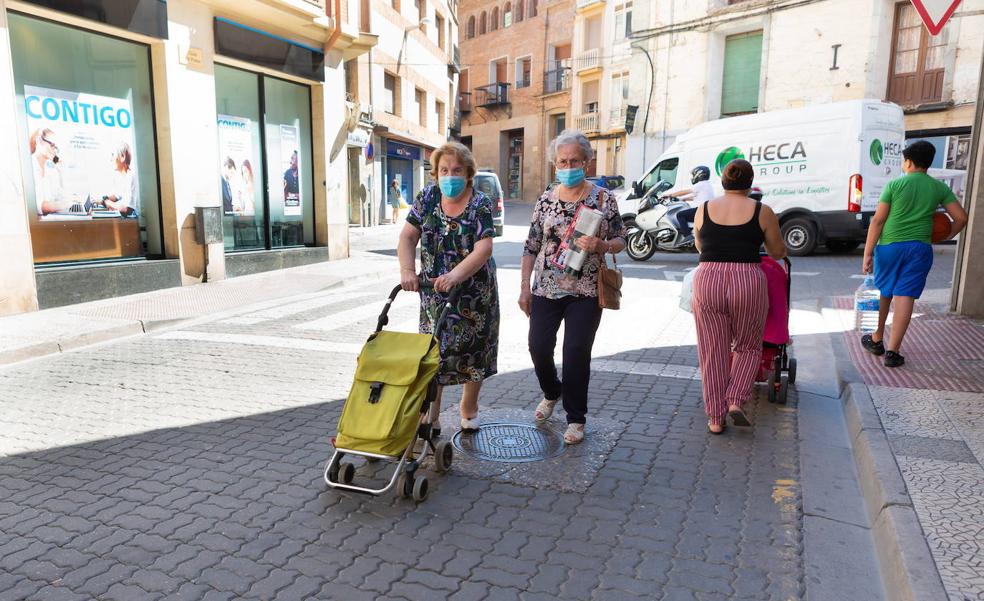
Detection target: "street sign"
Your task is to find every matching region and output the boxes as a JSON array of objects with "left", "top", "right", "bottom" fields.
[{"left": 910, "top": 0, "right": 963, "bottom": 35}]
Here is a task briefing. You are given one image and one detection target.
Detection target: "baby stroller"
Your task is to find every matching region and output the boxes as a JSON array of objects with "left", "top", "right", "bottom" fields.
[
  {"left": 324, "top": 279, "right": 458, "bottom": 502},
  {"left": 758, "top": 256, "right": 797, "bottom": 403}
]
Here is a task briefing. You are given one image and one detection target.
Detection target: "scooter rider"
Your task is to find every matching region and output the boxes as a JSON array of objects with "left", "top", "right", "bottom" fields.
[{"left": 666, "top": 166, "right": 715, "bottom": 238}]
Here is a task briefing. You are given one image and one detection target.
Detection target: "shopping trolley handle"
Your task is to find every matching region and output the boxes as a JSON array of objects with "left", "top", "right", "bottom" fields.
[{"left": 374, "top": 274, "right": 464, "bottom": 333}]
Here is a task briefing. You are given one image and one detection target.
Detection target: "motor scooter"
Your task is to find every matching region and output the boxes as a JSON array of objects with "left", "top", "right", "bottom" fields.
[{"left": 622, "top": 181, "right": 695, "bottom": 261}]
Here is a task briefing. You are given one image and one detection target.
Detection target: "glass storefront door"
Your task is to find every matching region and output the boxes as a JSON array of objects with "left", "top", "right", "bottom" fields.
[
  {"left": 214, "top": 64, "right": 314, "bottom": 250},
  {"left": 9, "top": 13, "right": 162, "bottom": 264}
]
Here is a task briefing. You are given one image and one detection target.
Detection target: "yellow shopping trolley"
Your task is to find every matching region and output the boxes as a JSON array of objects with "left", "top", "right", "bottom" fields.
[{"left": 324, "top": 279, "right": 459, "bottom": 502}]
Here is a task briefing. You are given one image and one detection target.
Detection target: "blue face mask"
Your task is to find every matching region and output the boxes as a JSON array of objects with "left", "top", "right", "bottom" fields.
[
  {"left": 439, "top": 176, "right": 466, "bottom": 198},
  {"left": 556, "top": 167, "right": 586, "bottom": 187}
]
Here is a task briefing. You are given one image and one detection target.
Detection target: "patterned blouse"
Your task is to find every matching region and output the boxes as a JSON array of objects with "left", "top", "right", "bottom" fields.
[{"left": 523, "top": 184, "right": 626, "bottom": 299}]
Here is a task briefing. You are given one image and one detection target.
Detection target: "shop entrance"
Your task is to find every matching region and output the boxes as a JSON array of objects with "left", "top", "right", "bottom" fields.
[
  {"left": 386, "top": 158, "right": 414, "bottom": 222},
  {"left": 214, "top": 64, "right": 314, "bottom": 251},
  {"left": 506, "top": 130, "right": 524, "bottom": 200}
]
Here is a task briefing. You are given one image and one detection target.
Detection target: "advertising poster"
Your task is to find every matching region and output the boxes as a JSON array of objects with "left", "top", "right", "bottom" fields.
[
  {"left": 280, "top": 124, "right": 301, "bottom": 216},
  {"left": 24, "top": 85, "right": 139, "bottom": 220},
  {"left": 217, "top": 115, "right": 256, "bottom": 216}
]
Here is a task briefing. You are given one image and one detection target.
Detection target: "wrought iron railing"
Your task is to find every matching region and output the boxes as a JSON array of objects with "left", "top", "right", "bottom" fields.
[{"left": 474, "top": 83, "right": 510, "bottom": 107}]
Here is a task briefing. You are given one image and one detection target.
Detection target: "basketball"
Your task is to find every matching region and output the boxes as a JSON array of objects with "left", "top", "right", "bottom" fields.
[{"left": 931, "top": 212, "right": 952, "bottom": 243}]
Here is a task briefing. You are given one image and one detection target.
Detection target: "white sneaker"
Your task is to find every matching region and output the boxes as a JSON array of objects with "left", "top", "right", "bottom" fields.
[{"left": 460, "top": 415, "right": 480, "bottom": 432}]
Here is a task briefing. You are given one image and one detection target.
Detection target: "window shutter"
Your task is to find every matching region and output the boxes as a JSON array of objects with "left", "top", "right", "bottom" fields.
[{"left": 721, "top": 32, "right": 763, "bottom": 115}]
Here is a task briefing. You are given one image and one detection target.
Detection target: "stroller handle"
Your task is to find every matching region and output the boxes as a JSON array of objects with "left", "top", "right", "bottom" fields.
[{"left": 375, "top": 274, "right": 464, "bottom": 334}]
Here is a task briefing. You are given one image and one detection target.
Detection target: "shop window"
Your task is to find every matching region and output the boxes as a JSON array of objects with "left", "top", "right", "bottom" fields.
[
  {"left": 10, "top": 13, "right": 162, "bottom": 264},
  {"left": 721, "top": 31, "right": 762, "bottom": 116},
  {"left": 215, "top": 65, "right": 314, "bottom": 250}
]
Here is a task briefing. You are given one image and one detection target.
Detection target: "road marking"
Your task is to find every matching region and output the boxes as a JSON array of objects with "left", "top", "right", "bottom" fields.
[
  {"left": 296, "top": 293, "right": 417, "bottom": 332},
  {"left": 618, "top": 264, "right": 667, "bottom": 271},
  {"left": 850, "top": 274, "right": 868, "bottom": 279},
  {"left": 219, "top": 291, "right": 377, "bottom": 325},
  {"left": 593, "top": 359, "right": 700, "bottom": 380},
  {"left": 156, "top": 331, "right": 366, "bottom": 354},
  {"left": 662, "top": 268, "right": 697, "bottom": 282},
  {"left": 792, "top": 272, "right": 820, "bottom": 277}
]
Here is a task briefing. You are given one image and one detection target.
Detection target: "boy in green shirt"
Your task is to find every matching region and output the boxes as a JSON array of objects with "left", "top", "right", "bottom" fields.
[{"left": 861, "top": 140, "right": 968, "bottom": 367}]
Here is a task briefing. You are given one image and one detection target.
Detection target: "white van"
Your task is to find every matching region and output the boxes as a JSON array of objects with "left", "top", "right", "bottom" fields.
[{"left": 625, "top": 100, "right": 905, "bottom": 255}]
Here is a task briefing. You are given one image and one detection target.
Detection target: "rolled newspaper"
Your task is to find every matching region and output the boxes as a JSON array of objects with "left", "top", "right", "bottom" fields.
[{"left": 550, "top": 205, "right": 604, "bottom": 275}]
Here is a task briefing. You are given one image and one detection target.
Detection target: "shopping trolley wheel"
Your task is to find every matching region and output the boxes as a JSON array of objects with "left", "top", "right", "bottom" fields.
[
  {"left": 326, "top": 458, "right": 340, "bottom": 483},
  {"left": 412, "top": 476, "right": 429, "bottom": 502},
  {"left": 778, "top": 375, "right": 790, "bottom": 405},
  {"left": 434, "top": 441, "right": 453, "bottom": 473},
  {"left": 396, "top": 473, "right": 411, "bottom": 499},
  {"left": 787, "top": 357, "right": 797, "bottom": 384},
  {"left": 339, "top": 462, "right": 355, "bottom": 485}
]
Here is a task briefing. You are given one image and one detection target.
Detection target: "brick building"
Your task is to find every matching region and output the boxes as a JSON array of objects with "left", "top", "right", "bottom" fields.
[{"left": 458, "top": 0, "right": 574, "bottom": 202}]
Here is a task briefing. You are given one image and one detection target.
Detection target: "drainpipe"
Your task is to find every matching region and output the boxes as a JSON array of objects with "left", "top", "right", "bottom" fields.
[{"left": 325, "top": 0, "right": 343, "bottom": 52}]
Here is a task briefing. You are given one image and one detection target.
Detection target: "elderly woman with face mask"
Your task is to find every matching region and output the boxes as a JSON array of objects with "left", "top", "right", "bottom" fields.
[
  {"left": 519, "top": 130, "right": 626, "bottom": 444},
  {"left": 398, "top": 142, "right": 500, "bottom": 436}
]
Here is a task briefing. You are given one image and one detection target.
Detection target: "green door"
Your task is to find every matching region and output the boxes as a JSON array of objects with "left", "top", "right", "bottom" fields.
[{"left": 721, "top": 32, "right": 763, "bottom": 116}]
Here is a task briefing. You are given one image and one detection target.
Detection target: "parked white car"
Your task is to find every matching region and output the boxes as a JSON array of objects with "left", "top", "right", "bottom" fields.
[{"left": 474, "top": 170, "right": 505, "bottom": 236}]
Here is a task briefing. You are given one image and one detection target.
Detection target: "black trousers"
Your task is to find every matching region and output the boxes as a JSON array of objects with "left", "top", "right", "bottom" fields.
[
  {"left": 678, "top": 207, "right": 697, "bottom": 236},
  {"left": 528, "top": 294, "right": 603, "bottom": 424}
]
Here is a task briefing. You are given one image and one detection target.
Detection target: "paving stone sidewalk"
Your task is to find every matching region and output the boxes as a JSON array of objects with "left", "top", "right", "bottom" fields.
[
  {"left": 836, "top": 300, "right": 984, "bottom": 601},
  {"left": 0, "top": 275, "right": 806, "bottom": 601}
]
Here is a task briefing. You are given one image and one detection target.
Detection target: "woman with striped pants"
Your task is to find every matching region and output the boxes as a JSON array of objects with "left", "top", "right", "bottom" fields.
[{"left": 692, "top": 159, "right": 787, "bottom": 434}]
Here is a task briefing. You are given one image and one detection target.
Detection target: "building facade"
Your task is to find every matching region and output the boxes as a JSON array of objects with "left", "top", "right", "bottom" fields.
[
  {"left": 571, "top": 0, "right": 635, "bottom": 179},
  {"left": 625, "top": 0, "right": 983, "bottom": 181},
  {"left": 458, "top": 0, "right": 574, "bottom": 202},
  {"left": 0, "top": 0, "right": 378, "bottom": 315},
  {"left": 346, "top": 0, "right": 459, "bottom": 226}
]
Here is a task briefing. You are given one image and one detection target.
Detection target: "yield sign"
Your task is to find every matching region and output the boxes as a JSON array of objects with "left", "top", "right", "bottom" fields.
[{"left": 910, "top": 0, "right": 963, "bottom": 35}]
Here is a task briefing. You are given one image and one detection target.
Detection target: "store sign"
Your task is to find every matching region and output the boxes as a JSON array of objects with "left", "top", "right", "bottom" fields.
[
  {"left": 22, "top": 0, "right": 169, "bottom": 39},
  {"left": 217, "top": 115, "right": 257, "bottom": 216},
  {"left": 347, "top": 129, "right": 370, "bottom": 147},
  {"left": 24, "top": 86, "right": 140, "bottom": 220},
  {"left": 386, "top": 140, "right": 421, "bottom": 161}
]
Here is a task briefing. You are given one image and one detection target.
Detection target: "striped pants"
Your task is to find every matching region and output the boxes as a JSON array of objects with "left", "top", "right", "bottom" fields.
[{"left": 692, "top": 262, "right": 768, "bottom": 426}]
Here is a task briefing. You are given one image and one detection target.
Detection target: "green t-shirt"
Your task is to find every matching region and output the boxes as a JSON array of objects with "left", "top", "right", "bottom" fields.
[{"left": 878, "top": 171, "right": 957, "bottom": 245}]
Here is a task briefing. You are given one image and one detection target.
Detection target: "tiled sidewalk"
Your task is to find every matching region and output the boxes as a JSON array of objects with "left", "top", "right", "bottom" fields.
[{"left": 838, "top": 301, "right": 984, "bottom": 601}]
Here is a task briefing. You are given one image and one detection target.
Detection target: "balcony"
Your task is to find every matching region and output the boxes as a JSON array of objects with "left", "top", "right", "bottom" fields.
[
  {"left": 574, "top": 48, "right": 602, "bottom": 74},
  {"left": 574, "top": 112, "right": 599, "bottom": 134},
  {"left": 474, "top": 83, "right": 510, "bottom": 107},
  {"left": 458, "top": 91, "right": 473, "bottom": 113},
  {"left": 576, "top": 0, "right": 605, "bottom": 11},
  {"left": 543, "top": 60, "right": 571, "bottom": 94}
]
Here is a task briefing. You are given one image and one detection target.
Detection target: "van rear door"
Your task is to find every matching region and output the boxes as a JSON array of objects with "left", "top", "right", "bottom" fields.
[{"left": 859, "top": 103, "right": 905, "bottom": 212}]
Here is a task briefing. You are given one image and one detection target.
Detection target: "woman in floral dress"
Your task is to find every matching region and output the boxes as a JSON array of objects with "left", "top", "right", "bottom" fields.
[
  {"left": 519, "top": 130, "right": 626, "bottom": 444},
  {"left": 398, "top": 142, "right": 499, "bottom": 435}
]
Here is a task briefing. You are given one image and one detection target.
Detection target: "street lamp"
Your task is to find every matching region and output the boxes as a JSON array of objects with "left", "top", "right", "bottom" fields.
[{"left": 406, "top": 17, "right": 432, "bottom": 32}]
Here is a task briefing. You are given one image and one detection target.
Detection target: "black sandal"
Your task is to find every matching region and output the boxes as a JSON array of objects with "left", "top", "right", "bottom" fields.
[
  {"left": 861, "top": 334, "right": 885, "bottom": 356},
  {"left": 728, "top": 408, "right": 752, "bottom": 427}
]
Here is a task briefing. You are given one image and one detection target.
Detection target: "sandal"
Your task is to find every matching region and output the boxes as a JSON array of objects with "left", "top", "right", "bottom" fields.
[
  {"left": 563, "top": 423, "right": 585, "bottom": 444},
  {"left": 535, "top": 398, "right": 559, "bottom": 422},
  {"left": 728, "top": 407, "right": 752, "bottom": 428},
  {"left": 460, "top": 415, "right": 480, "bottom": 432},
  {"left": 708, "top": 422, "right": 726, "bottom": 435}
]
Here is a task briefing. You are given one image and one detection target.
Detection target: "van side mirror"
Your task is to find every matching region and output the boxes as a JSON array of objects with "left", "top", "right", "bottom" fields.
[{"left": 632, "top": 181, "right": 642, "bottom": 196}]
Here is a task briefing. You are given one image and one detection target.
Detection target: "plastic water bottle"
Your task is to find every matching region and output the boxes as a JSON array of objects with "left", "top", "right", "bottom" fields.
[{"left": 855, "top": 276, "right": 881, "bottom": 333}]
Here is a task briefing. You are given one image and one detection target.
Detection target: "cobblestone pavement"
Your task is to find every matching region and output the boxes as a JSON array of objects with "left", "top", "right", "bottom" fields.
[{"left": 1, "top": 227, "right": 807, "bottom": 600}]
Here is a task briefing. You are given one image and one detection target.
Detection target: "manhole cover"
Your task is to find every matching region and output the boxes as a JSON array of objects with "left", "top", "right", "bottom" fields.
[{"left": 452, "top": 422, "right": 565, "bottom": 463}]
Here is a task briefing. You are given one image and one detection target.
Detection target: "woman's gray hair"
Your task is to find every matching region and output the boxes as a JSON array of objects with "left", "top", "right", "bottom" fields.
[{"left": 548, "top": 129, "right": 594, "bottom": 164}]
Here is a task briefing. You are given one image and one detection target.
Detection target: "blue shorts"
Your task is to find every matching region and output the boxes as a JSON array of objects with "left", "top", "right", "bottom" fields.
[{"left": 874, "top": 241, "right": 933, "bottom": 299}]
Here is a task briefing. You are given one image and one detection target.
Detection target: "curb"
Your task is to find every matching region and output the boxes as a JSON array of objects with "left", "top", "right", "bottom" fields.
[{"left": 841, "top": 382, "right": 949, "bottom": 601}]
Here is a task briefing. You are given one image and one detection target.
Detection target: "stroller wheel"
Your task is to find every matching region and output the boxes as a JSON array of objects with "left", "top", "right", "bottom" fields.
[
  {"left": 412, "top": 476, "right": 429, "bottom": 502},
  {"left": 767, "top": 370, "right": 779, "bottom": 403},
  {"left": 339, "top": 462, "right": 355, "bottom": 485},
  {"left": 434, "top": 441, "right": 453, "bottom": 473},
  {"left": 787, "top": 358, "right": 797, "bottom": 384},
  {"left": 778, "top": 375, "right": 790, "bottom": 405}
]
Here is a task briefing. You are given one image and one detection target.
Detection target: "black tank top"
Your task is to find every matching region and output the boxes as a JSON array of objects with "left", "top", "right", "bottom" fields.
[{"left": 698, "top": 201, "right": 765, "bottom": 263}]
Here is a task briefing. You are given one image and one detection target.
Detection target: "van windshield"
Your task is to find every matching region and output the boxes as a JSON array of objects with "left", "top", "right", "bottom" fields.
[
  {"left": 474, "top": 175, "right": 500, "bottom": 200},
  {"left": 641, "top": 158, "right": 679, "bottom": 192}
]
